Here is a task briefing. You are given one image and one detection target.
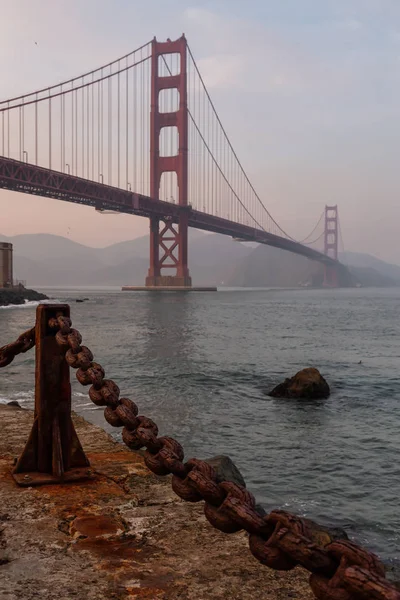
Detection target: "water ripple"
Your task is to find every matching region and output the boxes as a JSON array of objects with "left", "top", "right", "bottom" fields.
[{"left": 1, "top": 286, "right": 400, "bottom": 567}]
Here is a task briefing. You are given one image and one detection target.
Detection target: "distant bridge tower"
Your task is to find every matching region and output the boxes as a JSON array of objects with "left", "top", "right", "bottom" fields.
[
  {"left": 323, "top": 205, "right": 339, "bottom": 287},
  {"left": 145, "top": 36, "right": 192, "bottom": 288}
]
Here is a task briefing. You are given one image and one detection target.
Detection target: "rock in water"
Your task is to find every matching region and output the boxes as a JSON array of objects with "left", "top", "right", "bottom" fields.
[
  {"left": 268, "top": 368, "right": 330, "bottom": 399},
  {"left": 205, "top": 455, "right": 246, "bottom": 488},
  {"left": 7, "top": 401, "right": 21, "bottom": 408},
  {"left": 303, "top": 518, "right": 348, "bottom": 546}
]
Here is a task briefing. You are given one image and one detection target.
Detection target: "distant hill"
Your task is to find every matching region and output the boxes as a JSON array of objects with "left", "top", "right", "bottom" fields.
[
  {"left": 0, "top": 230, "right": 252, "bottom": 287},
  {"left": 340, "top": 252, "right": 400, "bottom": 285},
  {"left": 346, "top": 266, "right": 396, "bottom": 288},
  {"left": 1, "top": 231, "right": 398, "bottom": 288},
  {"left": 227, "top": 244, "right": 322, "bottom": 287},
  {"left": 226, "top": 245, "right": 400, "bottom": 288}
]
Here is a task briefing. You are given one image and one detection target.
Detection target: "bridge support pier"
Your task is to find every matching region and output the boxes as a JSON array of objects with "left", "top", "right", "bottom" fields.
[
  {"left": 145, "top": 214, "right": 192, "bottom": 288},
  {"left": 323, "top": 265, "right": 338, "bottom": 288},
  {"left": 145, "top": 35, "right": 192, "bottom": 289}
]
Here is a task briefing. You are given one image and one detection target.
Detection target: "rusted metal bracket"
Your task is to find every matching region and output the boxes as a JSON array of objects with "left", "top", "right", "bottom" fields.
[{"left": 13, "top": 304, "right": 91, "bottom": 486}]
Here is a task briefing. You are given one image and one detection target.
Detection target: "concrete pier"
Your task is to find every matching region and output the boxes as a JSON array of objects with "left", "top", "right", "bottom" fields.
[
  {"left": 0, "top": 404, "right": 312, "bottom": 600},
  {"left": 122, "top": 286, "right": 217, "bottom": 292}
]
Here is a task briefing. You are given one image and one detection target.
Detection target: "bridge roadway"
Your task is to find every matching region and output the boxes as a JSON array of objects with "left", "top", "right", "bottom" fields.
[{"left": 0, "top": 156, "right": 336, "bottom": 267}]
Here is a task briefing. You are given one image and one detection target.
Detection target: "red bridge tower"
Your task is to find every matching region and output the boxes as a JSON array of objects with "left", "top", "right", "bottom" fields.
[
  {"left": 323, "top": 205, "right": 339, "bottom": 287},
  {"left": 145, "top": 36, "right": 192, "bottom": 288}
]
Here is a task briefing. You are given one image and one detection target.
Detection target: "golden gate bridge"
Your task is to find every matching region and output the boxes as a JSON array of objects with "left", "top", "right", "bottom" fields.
[{"left": 0, "top": 35, "right": 345, "bottom": 288}]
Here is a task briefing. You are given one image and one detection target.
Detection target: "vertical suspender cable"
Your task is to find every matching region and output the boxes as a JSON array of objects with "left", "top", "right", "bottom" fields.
[
  {"left": 75, "top": 89, "right": 78, "bottom": 175},
  {"left": 81, "top": 78, "right": 84, "bottom": 177},
  {"left": 81, "top": 80, "right": 84, "bottom": 176},
  {"left": 60, "top": 88, "right": 63, "bottom": 171},
  {"left": 72, "top": 89, "right": 75, "bottom": 174},
  {"left": 19, "top": 106, "right": 22, "bottom": 161},
  {"left": 91, "top": 73, "right": 94, "bottom": 180},
  {"left": 117, "top": 65, "right": 120, "bottom": 188},
  {"left": 49, "top": 94, "right": 52, "bottom": 170},
  {"left": 141, "top": 48, "right": 144, "bottom": 194},
  {"left": 7, "top": 103, "right": 10, "bottom": 158},
  {"left": 21, "top": 99, "right": 25, "bottom": 162},
  {"left": 97, "top": 80, "right": 100, "bottom": 180},
  {"left": 100, "top": 75, "right": 104, "bottom": 180},
  {"left": 133, "top": 59, "right": 137, "bottom": 189},
  {"left": 146, "top": 52, "right": 150, "bottom": 196},
  {"left": 126, "top": 57, "right": 129, "bottom": 189},
  {"left": 108, "top": 70, "right": 112, "bottom": 185},
  {"left": 86, "top": 80, "right": 89, "bottom": 179},
  {"left": 35, "top": 94, "right": 38, "bottom": 164}
]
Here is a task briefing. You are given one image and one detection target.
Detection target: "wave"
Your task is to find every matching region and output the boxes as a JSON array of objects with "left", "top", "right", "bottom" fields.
[
  {"left": 0, "top": 299, "right": 60, "bottom": 310},
  {"left": 0, "top": 390, "right": 35, "bottom": 405}
]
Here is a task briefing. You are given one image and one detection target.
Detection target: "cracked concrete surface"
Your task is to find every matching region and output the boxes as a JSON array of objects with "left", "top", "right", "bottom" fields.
[{"left": 0, "top": 404, "right": 312, "bottom": 600}]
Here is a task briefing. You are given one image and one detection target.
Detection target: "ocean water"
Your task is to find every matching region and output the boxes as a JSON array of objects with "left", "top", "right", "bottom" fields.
[{"left": 1, "top": 287, "right": 400, "bottom": 569}]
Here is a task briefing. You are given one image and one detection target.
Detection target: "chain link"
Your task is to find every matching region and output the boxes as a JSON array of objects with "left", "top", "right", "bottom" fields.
[
  {"left": 0, "top": 326, "right": 36, "bottom": 368},
  {"left": 46, "top": 312, "right": 400, "bottom": 600}
]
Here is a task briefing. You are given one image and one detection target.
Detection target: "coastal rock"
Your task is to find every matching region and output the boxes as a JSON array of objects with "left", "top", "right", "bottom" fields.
[
  {"left": 7, "top": 401, "right": 21, "bottom": 408},
  {"left": 249, "top": 507, "right": 348, "bottom": 544},
  {"left": 255, "top": 504, "right": 267, "bottom": 517},
  {"left": 0, "top": 287, "right": 48, "bottom": 307},
  {"left": 268, "top": 368, "right": 330, "bottom": 399},
  {"left": 205, "top": 455, "right": 246, "bottom": 488},
  {"left": 200, "top": 458, "right": 348, "bottom": 546},
  {"left": 303, "top": 518, "right": 348, "bottom": 546}
]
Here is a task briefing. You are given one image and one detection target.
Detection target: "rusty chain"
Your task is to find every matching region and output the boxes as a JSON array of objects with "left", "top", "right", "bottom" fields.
[
  {"left": 0, "top": 326, "right": 36, "bottom": 368},
  {"left": 10, "top": 312, "right": 393, "bottom": 600}
]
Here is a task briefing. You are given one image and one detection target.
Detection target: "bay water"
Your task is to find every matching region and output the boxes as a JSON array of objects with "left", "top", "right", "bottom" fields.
[{"left": 1, "top": 287, "right": 400, "bottom": 569}]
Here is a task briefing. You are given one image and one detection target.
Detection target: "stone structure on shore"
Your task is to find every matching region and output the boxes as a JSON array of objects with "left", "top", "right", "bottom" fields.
[
  {"left": 0, "top": 240, "right": 48, "bottom": 306},
  {"left": 0, "top": 242, "right": 13, "bottom": 288}
]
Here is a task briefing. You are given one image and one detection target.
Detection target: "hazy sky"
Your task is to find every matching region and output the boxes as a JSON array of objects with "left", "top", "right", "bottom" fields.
[{"left": 1, "top": 1, "right": 400, "bottom": 262}]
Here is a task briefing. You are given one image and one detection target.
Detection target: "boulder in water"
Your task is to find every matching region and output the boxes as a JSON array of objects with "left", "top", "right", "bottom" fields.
[
  {"left": 268, "top": 368, "right": 330, "bottom": 399},
  {"left": 205, "top": 455, "right": 246, "bottom": 488},
  {"left": 303, "top": 517, "right": 348, "bottom": 546}
]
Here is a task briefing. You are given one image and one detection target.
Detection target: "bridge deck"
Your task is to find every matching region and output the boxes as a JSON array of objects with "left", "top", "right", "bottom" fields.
[{"left": 0, "top": 157, "right": 336, "bottom": 266}]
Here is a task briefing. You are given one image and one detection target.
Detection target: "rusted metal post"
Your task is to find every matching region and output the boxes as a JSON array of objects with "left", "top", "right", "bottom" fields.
[{"left": 13, "top": 304, "right": 91, "bottom": 486}]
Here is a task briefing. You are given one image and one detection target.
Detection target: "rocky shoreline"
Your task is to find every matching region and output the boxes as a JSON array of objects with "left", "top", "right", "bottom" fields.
[
  {"left": 0, "top": 404, "right": 313, "bottom": 600},
  {"left": 0, "top": 287, "right": 48, "bottom": 307}
]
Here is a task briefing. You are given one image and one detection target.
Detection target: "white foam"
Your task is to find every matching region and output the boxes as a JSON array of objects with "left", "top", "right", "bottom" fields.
[
  {"left": 0, "top": 390, "right": 34, "bottom": 405},
  {"left": 0, "top": 299, "right": 59, "bottom": 310},
  {"left": 13, "top": 391, "right": 35, "bottom": 399},
  {"left": 73, "top": 391, "right": 88, "bottom": 398}
]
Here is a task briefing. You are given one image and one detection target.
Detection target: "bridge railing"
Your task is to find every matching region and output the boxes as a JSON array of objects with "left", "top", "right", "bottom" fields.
[{"left": 0, "top": 303, "right": 397, "bottom": 600}]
